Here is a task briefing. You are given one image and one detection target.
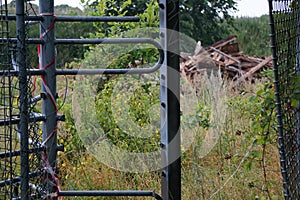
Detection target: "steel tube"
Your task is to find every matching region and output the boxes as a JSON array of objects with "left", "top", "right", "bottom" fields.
[
  {"left": 0, "top": 39, "right": 162, "bottom": 82},
  {"left": 0, "top": 147, "right": 45, "bottom": 159},
  {"left": 0, "top": 15, "right": 139, "bottom": 22},
  {"left": 296, "top": 2, "right": 300, "bottom": 198},
  {"left": 39, "top": 0, "right": 58, "bottom": 196},
  {"left": 54, "top": 38, "right": 161, "bottom": 45},
  {"left": 55, "top": 15, "right": 139, "bottom": 22},
  {"left": 55, "top": 68, "right": 159, "bottom": 75},
  {"left": 58, "top": 190, "right": 162, "bottom": 200},
  {"left": 0, "top": 171, "right": 42, "bottom": 188},
  {"left": 0, "top": 69, "right": 45, "bottom": 76},
  {"left": 55, "top": 38, "right": 163, "bottom": 75},
  {"left": 16, "top": 0, "right": 30, "bottom": 199},
  {"left": 0, "top": 38, "right": 44, "bottom": 44},
  {"left": 0, "top": 37, "right": 162, "bottom": 46},
  {"left": 0, "top": 14, "right": 43, "bottom": 21},
  {"left": 0, "top": 114, "right": 46, "bottom": 126},
  {"left": 55, "top": 62, "right": 162, "bottom": 75}
]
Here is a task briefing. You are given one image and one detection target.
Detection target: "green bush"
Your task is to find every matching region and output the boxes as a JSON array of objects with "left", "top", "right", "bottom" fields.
[{"left": 95, "top": 76, "right": 160, "bottom": 153}]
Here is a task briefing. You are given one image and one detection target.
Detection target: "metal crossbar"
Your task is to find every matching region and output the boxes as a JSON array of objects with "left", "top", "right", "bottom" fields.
[{"left": 58, "top": 190, "right": 163, "bottom": 199}]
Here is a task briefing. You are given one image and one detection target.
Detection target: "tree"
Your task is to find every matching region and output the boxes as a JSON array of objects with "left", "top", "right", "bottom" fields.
[
  {"left": 82, "top": 0, "right": 158, "bottom": 38},
  {"left": 82, "top": 0, "right": 237, "bottom": 46},
  {"left": 4, "top": 2, "right": 97, "bottom": 68},
  {"left": 54, "top": 5, "right": 97, "bottom": 68},
  {"left": 229, "top": 15, "right": 270, "bottom": 56},
  {"left": 82, "top": 0, "right": 148, "bottom": 16},
  {"left": 180, "top": 0, "right": 237, "bottom": 46}
]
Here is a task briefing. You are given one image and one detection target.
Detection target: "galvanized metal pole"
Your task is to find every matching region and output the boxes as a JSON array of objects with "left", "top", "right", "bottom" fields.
[
  {"left": 16, "top": 0, "right": 29, "bottom": 199},
  {"left": 296, "top": 2, "right": 300, "bottom": 198},
  {"left": 39, "top": 0, "right": 57, "bottom": 194},
  {"left": 159, "top": 0, "right": 181, "bottom": 199},
  {"left": 268, "top": 1, "right": 289, "bottom": 199}
]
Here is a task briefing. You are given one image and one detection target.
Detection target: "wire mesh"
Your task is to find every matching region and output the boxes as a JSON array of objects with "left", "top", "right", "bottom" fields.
[
  {"left": 269, "top": 0, "right": 300, "bottom": 199},
  {"left": 0, "top": 1, "right": 43, "bottom": 199},
  {"left": 0, "top": 1, "right": 20, "bottom": 199}
]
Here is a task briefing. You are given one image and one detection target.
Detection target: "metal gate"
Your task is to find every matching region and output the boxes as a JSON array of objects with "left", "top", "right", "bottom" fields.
[{"left": 0, "top": 0, "right": 180, "bottom": 199}]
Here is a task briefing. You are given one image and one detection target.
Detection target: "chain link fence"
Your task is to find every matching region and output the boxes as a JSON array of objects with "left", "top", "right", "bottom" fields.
[
  {"left": 0, "top": 1, "right": 43, "bottom": 199},
  {"left": 269, "top": 0, "right": 300, "bottom": 199},
  {"left": 0, "top": 2, "right": 19, "bottom": 198}
]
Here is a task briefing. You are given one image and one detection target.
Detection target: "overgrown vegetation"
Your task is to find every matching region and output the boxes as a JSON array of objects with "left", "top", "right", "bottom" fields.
[
  {"left": 52, "top": 1, "right": 282, "bottom": 199},
  {"left": 4, "top": 0, "right": 282, "bottom": 198},
  {"left": 57, "top": 70, "right": 282, "bottom": 199},
  {"left": 82, "top": 0, "right": 238, "bottom": 46}
]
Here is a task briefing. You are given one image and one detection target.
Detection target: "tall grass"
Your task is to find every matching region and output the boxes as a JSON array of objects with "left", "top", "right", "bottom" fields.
[{"left": 57, "top": 72, "right": 282, "bottom": 199}]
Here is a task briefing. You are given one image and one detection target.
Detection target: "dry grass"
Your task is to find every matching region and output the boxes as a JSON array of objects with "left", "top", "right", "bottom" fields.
[{"left": 57, "top": 72, "right": 283, "bottom": 199}]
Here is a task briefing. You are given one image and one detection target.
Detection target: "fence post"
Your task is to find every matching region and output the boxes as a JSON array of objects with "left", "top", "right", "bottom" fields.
[
  {"left": 39, "top": 0, "right": 58, "bottom": 195},
  {"left": 296, "top": 2, "right": 300, "bottom": 197},
  {"left": 16, "top": 0, "right": 29, "bottom": 199},
  {"left": 159, "top": 0, "right": 181, "bottom": 199}
]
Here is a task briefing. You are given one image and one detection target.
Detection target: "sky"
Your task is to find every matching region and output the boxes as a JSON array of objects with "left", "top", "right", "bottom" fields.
[
  {"left": 234, "top": 0, "right": 269, "bottom": 17},
  {"left": 10, "top": 0, "right": 270, "bottom": 17}
]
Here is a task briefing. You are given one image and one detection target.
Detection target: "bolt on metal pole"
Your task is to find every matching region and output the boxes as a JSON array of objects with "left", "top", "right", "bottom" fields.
[
  {"left": 39, "top": 0, "right": 58, "bottom": 195},
  {"left": 16, "top": 0, "right": 29, "bottom": 199},
  {"left": 159, "top": 0, "right": 181, "bottom": 199}
]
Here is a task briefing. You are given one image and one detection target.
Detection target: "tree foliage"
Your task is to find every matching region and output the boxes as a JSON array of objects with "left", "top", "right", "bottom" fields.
[
  {"left": 5, "top": 2, "right": 96, "bottom": 68},
  {"left": 180, "top": 0, "right": 237, "bottom": 46},
  {"left": 82, "top": 0, "right": 237, "bottom": 46},
  {"left": 229, "top": 15, "right": 271, "bottom": 57},
  {"left": 83, "top": 0, "right": 159, "bottom": 38},
  {"left": 54, "top": 5, "right": 97, "bottom": 67}
]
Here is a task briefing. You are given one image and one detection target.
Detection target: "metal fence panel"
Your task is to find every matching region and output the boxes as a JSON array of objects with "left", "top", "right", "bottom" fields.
[
  {"left": 269, "top": 0, "right": 300, "bottom": 199},
  {"left": 0, "top": 1, "right": 43, "bottom": 199}
]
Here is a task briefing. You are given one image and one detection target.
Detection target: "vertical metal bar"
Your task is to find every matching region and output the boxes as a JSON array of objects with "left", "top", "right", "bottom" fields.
[
  {"left": 5, "top": 0, "right": 15, "bottom": 198},
  {"left": 268, "top": 0, "right": 289, "bottom": 199},
  {"left": 16, "top": 0, "right": 29, "bottom": 199},
  {"left": 296, "top": 1, "right": 300, "bottom": 198},
  {"left": 39, "top": 0, "right": 57, "bottom": 194},
  {"left": 159, "top": 0, "right": 180, "bottom": 199}
]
